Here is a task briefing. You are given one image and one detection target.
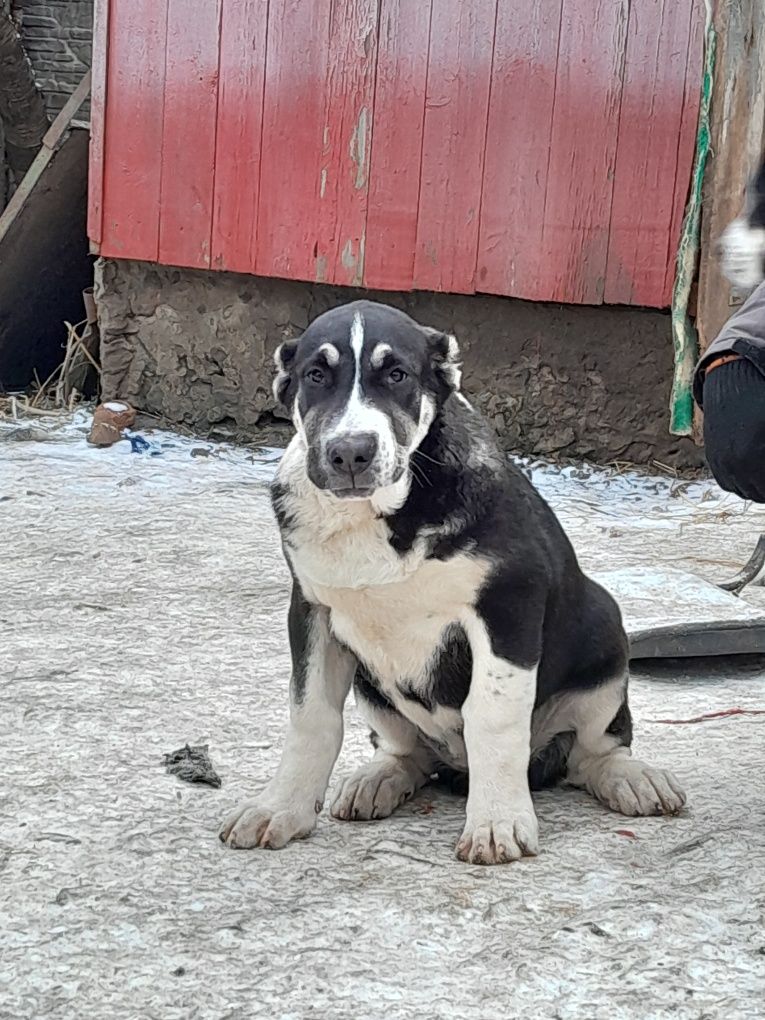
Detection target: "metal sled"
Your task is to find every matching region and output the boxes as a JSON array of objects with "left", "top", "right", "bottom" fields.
[{"left": 594, "top": 541, "right": 765, "bottom": 659}]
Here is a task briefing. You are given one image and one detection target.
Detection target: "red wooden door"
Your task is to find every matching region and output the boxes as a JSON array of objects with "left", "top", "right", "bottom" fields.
[{"left": 90, "top": 0, "right": 705, "bottom": 308}]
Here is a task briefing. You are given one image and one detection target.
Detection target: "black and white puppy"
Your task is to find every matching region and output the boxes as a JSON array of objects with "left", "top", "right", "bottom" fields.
[
  {"left": 718, "top": 155, "right": 765, "bottom": 290},
  {"left": 220, "top": 301, "right": 685, "bottom": 865}
]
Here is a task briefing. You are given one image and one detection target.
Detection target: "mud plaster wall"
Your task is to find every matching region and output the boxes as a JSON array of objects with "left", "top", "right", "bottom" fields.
[{"left": 95, "top": 258, "right": 703, "bottom": 468}]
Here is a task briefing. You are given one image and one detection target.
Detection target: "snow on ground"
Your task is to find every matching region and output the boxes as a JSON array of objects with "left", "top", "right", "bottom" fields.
[{"left": 1, "top": 411, "right": 764, "bottom": 1019}]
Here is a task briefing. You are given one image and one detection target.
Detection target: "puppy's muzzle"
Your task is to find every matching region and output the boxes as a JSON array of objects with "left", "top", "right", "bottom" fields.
[{"left": 324, "top": 432, "right": 379, "bottom": 496}]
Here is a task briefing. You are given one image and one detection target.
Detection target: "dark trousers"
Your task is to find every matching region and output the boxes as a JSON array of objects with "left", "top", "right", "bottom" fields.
[{"left": 702, "top": 357, "right": 765, "bottom": 502}]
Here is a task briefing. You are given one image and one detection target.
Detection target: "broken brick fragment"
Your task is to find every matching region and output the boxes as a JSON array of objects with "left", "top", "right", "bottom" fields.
[{"left": 88, "top": 401, "right": 137, "bottom": 446}]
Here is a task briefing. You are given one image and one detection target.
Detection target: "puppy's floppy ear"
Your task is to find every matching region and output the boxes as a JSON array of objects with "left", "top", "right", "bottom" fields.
[
  {"left": 272, "top": 338, "right": 299, "bottom": 409},
  {"left": 422, "top": 326, "right": 462, "bottom": 393}
]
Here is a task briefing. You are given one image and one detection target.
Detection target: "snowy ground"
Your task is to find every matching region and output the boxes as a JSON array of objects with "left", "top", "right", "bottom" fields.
[{"left": 1, "top": 411, "right": 764, "bottom": 1019}]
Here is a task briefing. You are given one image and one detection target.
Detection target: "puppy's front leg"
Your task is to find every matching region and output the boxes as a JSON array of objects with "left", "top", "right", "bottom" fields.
[
  {"left": 457, "top": 607, "right": 539, "bottom": 865},
  {"left": 221, "top": 586, "right": 355, "bottom": 850}
]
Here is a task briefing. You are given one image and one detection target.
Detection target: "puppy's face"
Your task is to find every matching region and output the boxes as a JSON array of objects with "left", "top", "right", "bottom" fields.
[{"left": 273, "top": 301, "right": 461, "bottom": 499}]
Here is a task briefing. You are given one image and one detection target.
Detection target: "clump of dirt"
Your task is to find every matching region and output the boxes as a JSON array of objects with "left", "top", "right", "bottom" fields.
[{"left": 163, "top": 744, "right": 221, "bottom": 788}]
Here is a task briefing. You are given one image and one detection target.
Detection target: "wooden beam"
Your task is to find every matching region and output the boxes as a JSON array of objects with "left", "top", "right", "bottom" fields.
[
  {"left": 88, "top": 0, "right": 110, "bottom": 249},
  {"left": 0, "top": 70, "right": 92, "bottom": 249},
  {"left": 696, "top": 1, "right": 765, "bottom": 353}
]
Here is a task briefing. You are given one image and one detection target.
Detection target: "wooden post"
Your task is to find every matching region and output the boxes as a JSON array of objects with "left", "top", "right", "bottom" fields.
[
  {"left": 0, "top": 71, "right": 91, "bottom": 248},
  {"left": 696, "top": 1, "right": 765, "bottom": 354}
]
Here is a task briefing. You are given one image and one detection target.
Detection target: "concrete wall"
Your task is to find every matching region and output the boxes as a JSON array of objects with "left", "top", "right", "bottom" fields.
[
  {"left": 17, "top": 0, "right": 93, "bottom": 119},
  {"left": 95, "top": 257, "right": 703, "bottom": 468}
]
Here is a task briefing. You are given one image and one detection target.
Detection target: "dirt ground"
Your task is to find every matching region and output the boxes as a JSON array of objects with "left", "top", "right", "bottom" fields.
[{"left": 1, "top": 412, "right": 764, "bottom": 1020}]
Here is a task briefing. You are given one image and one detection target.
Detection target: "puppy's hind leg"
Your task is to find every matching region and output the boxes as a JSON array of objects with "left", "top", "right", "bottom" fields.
[
  {"left": 331, "top": 676, "right": 435, "bottom": 821},
  {"left": 565, "top": 675, "right": 686, "bottom": 817}
]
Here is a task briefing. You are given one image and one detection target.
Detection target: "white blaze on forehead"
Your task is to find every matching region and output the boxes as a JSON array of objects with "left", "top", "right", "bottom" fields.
[
  {"left": 370, "top": 342, "right": 392, "bottom": 368},
  {"left": 318, "top": 342, "right": 340, "bottom": 366},
  {"left": 350, "top": 310, "right": 365, "bottom": 363},
  {"left": 328, "top": 311, "right": 397, "bottom": 482},
  {"left": 332, "top": 311, "right": 380, "bottom": 431},
  {"left": 344, "top": 311, "right": 366, "bottom": 418}
]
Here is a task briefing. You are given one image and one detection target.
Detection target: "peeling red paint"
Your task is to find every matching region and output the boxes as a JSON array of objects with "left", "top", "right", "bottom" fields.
[{"left": 92, "top": 0, "right": 704, "bottom": 307}]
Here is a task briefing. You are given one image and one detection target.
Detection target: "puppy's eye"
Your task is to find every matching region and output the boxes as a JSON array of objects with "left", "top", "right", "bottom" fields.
[
  {"left": 306, "top": 367, "right": 326, "bottom": 385},
  {"left": 389, "top": 367, "right": 408, "bottom": 384}
]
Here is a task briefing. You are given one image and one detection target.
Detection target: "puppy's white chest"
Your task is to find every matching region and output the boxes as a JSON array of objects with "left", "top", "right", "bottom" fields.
[
  {"left": 290, "top": 514, "right": 417, "bottom": 592},
  {"left": 277, "top": 441, "right": 486, "bottom": 683},
  {"left": 311, "top": 553, "right": 487, "bottom": 686}
]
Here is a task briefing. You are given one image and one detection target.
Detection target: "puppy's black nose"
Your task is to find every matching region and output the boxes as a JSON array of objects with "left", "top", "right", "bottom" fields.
[{"left": 327, "top": 433, "right": 378, "bottom": 477}]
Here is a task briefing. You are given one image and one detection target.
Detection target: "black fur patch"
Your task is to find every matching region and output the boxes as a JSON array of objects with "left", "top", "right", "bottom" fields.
[
  {"left": 270, "top": 480, "right": 297, "bottom": 534},
  {"left": 528, "top": 732, "right": 576, "bottom": 790},
  {"left": 354, "top": 664, "right": 396, "bottom": 713},
  {"left": 396, "top": 681, "right": 431, "bottom": 712},
  {"left": 394, "top": 627, "right": 471, "bottom": 712},
  {"left": 606, "top": 694, "right": 633, "bottom": 748},
  {"left": 748, "top": 158, "right": 765, "bottom": 230},
  {"left": 429, "top": 626, "right": 472, "bottom": 710},
  {"left": 287, "top": 585, "right": 312, "bottom": 705}
]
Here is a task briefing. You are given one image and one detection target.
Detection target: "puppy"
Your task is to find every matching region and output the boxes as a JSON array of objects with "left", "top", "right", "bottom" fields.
[{"left": 220, "top": 301, "right": 685, "bottom": 864}]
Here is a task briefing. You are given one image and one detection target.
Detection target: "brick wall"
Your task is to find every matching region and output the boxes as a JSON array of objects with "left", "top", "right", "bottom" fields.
[{"left": 17, "top": 0, "right": 93, "bottom": 120}]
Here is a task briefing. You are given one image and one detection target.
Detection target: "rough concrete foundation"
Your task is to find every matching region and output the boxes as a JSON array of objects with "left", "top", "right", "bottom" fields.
[{"left": 95, "top": 257, "right": 703, "bottom": 467}]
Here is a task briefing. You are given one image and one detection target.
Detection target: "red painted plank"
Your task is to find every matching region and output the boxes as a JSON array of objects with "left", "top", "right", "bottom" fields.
[
  {"left": 363, "top": 0, "right": 432, "bottom": 291},
  {"left": 604, "top": 0, "right": 694, "bottom": 307},
  {"left": 96, "top": 0, "right": 704, "bottom": 309},
  {"left": 255, "top": 0, "right": 332, "bottom": 281},
  {"left": 99, "top": 0, "right": 169, "bottom": 261},
  {"left": 476, "top": 0, "right": 564, "bottom": 298},
  {"left": 210, "top": 0, "right": 269, "bottom": 274},
  {"left": 314, "top": 0, "right": 379, "bottom": 287},
  {"left": 87, "top": 0, "right": 110, "bottom": 249},
  {"left": 158, "top": 0, "right": 222, "bottom": 269},
  {"left": 537, "top": 0, "right": 629, "bottom": 304},
  {"left": 413, "top": 0, "right": 497, "bottom": 294},
  {"left": 663, "top": 0, "right": 705, "bottom": 305}
]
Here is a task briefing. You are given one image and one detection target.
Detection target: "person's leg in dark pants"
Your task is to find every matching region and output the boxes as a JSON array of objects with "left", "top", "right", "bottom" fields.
[{"left": 702, "top": 357, "right": 765, "bottom": 502}]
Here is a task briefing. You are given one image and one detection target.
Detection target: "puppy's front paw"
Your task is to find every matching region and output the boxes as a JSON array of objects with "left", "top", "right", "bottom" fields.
[
  {"left": 219, "top": 796, "right": 319, "bottom": 850},
  {"left": 456, "top": 803, "right": 539, "bottom": 865}
]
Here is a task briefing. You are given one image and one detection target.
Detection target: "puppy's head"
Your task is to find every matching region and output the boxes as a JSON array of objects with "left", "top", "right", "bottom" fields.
[
  {"left": 718, "top": 158, "right": 765, "bottom": 291},
  {"left": 273, "top": 301, "right": 461, "bottom": 499}
]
